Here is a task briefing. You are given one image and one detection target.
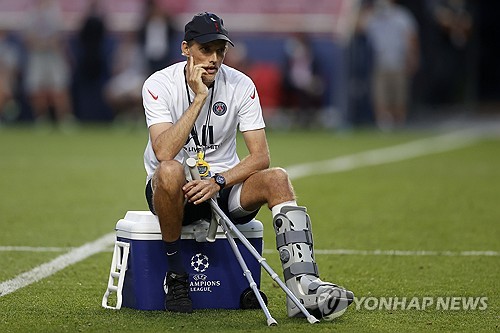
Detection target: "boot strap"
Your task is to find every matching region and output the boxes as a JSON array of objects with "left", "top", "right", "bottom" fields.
[
  {"left": 276, "top": 230, "right": 313, "bottom": 249},
  {"left": 283, "top": 262, "right": 319, "bottom": 281}
]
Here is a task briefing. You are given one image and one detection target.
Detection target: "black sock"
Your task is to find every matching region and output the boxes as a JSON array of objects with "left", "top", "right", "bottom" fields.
[{"left": 164, "top": 239, "right": 185, "bottom": 275}]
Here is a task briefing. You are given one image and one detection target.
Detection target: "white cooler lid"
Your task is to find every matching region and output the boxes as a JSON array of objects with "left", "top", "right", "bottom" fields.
[{"left": 116, "top": 210, "right": 263, "bottom": 240}]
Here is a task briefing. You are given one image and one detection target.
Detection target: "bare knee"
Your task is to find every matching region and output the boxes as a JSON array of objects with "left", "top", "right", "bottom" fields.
[
  {"left": 262, "top": 167, "right": 295, "bottom": 200},
  {"left": 268, "top": 167, "right": 290, "bottom": 183},
  {"left": 154, "top": 160, "right": 185, "bottom": 191}
]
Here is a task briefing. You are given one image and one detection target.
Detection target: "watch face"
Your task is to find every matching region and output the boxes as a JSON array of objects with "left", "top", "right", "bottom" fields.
[{"left": 215, "top": 174, "right": 225, "bottom": 186}]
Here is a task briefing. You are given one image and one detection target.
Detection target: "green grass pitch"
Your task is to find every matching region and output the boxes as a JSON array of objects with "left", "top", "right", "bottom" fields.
[{"left": 0, "top": 124, "right": 498, "bottom": 332}]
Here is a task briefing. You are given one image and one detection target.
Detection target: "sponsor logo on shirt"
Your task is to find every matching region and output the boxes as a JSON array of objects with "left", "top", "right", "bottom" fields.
[{"left": 147, "top": 89, "right": 158, "bottom": 100}]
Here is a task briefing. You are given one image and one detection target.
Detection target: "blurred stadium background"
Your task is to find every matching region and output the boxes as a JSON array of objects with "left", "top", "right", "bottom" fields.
[{"left": 0, "top": 0, "right": 499, "bottom": 129}]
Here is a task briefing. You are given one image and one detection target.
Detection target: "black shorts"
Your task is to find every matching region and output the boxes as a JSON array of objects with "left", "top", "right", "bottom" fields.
[{"left": 145, "top": 179, "right": 259, "bottom": 226}]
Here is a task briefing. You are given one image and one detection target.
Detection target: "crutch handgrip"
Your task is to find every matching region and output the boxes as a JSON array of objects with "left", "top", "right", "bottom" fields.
[
  {"left": 205, "top": 200, "right": 219, "bottom": 242},
  {"left": 186, "top": 157, "right": 200, "bottom": 180},
  {"left": 186, "top": 157, "right": 218, "bottom": 242}
]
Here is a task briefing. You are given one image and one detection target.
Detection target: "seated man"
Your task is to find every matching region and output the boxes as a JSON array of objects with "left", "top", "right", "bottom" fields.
[{"left": 142, "top": 12, "right": 353, "bottom": 320}]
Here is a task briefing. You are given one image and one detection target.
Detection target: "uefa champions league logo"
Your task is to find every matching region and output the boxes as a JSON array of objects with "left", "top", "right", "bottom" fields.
[
  {"left": 189, "top": 253, "right": 222, "bottom": 292},
  {"left": 190, "top": 253, "right": 210, "bottom": 273},
  {"left": 318, "top": 287, "right": 351, "bottom": 320}
]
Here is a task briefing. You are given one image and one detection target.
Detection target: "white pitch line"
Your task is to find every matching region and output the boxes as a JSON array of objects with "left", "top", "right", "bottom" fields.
[
  {"left": 1, "top": 126, "right": 496, "bottom": 297},
  {"left": 286, "top": 126, "right": 488, "bottom": 180},
  {"left": 263, "top": 249, "right": 499, "bottom": 256},
  {"left": 2, "top": 246, "right": 497, "bottom": 257},
  {"left": 0, "top": 233, "right": 115, "bottom": 297}
]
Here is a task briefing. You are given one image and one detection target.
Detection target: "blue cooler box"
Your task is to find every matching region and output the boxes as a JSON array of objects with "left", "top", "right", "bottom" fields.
[{"left": 115, "top": 211, "right": 264, "bottom": 310}]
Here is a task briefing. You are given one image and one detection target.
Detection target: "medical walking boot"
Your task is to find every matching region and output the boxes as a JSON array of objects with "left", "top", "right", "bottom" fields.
[{"left": 273, "top": 206, "right": 354, "bottom": 320}]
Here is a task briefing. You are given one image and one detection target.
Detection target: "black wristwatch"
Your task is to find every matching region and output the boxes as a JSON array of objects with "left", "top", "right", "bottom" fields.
[{"left": 212, "top": 173, "right": 226, "bottom": 190}]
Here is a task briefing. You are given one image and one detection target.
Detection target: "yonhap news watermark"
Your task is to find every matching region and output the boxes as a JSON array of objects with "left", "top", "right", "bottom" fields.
[{"left": 353, "top": 296, "right": 488, "bottom": 311}]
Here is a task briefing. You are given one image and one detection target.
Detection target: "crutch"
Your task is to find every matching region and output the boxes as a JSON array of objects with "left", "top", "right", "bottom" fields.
[
  {"left": 186, "top": 158, "right": 276, "bottom": 325},
  {"left": 186, "top": 158, "right": 319, "bottom": 325}
]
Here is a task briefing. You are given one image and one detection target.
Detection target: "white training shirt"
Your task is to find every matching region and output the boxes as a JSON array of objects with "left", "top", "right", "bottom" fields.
[{"left": 143, "top": 61, "right": 265, "bottom": 183}]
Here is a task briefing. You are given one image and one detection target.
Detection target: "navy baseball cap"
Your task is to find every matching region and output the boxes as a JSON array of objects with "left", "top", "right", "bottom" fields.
[{"left": 184, "top": 12, "right": 234, "bottom": 46}]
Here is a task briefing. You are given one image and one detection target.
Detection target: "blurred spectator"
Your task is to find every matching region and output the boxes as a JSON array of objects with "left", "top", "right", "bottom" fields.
[
  {"left": 282, "top": 33, "right": 324, "bottom": 128},
  {"left": 347, "top": 0, "right": 375, "bottom": 126},
  {"left": 425, "top": 0, "right": 473, "bottom": 105},
  {"left": 68, "top": 0, "right": 115, "bottom": 122},
  {"left": 22, "top": 0, "right": 74, "bottom": 126},
  {"left": 138, "top": 0, "right": 177, "bottom": 76},
  {"left": 105, "top": 31, "right": 147, "bottom": 124},
  {"left": 363, "top": 0, "right": 419, "bottom": 130},
  {"left": 0, "top": 29, "right": 21, "bottom": 124}
]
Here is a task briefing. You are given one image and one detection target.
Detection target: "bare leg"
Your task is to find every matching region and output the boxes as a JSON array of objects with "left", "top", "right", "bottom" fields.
[
  {"left": 51, "top": 89, "right": 74, "bottom": 122},
  {"left": 31, "top": 92, "right": 50, "bottom": 120},
  {"left": 152, "top": 160, "right": 186, "bottom": 242},
  {"left": 393, "top": 104, "right": 407, "bottom": 127},
  {"left": 239, "top": 167, "right": 296, "bottom": 212},
  {"left": 152, "top": 160, "right": 192, "bottom": 313}
]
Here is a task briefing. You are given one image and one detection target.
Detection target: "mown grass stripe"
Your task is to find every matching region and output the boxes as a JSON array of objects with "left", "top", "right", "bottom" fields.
[{"left": 0, "top": 246, "right": 74, "bottom": 252}]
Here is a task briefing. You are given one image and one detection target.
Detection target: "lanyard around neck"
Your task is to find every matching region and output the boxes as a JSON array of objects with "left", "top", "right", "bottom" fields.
[{"left": 184, "top": 71, "right": 215, "bottom": 150}]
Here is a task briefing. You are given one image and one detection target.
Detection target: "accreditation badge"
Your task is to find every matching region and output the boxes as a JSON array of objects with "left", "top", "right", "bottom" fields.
[{"left": 196, "top": 150, "right": 210, "bottom": 177}]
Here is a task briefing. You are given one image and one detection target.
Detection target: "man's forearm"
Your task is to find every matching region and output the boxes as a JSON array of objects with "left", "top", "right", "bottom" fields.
[
  {"left": 153, "top": 95, "right": 207, "bottom": 161},
  {"left": 221, "top": 151, "right": 270, "bottom": 188}
]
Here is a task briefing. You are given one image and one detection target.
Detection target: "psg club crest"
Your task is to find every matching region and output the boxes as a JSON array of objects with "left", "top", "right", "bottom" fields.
[{"left": 212, "top": 101, "right": 227, "bottom": 116}]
